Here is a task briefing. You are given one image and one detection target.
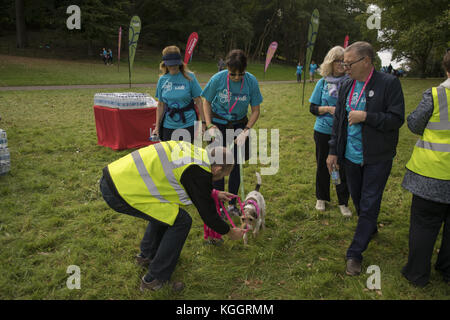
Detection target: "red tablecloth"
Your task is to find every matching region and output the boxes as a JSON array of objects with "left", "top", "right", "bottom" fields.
[{"left": 93, "top": 105, "right": 157, "bottom": 150}]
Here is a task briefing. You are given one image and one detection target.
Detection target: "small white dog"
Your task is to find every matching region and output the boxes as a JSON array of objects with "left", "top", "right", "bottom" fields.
[{"left": 240, "top": 172, "right": 266, "bottom": 245}]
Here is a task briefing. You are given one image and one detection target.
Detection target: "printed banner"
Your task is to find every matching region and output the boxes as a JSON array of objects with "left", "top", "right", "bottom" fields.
[
  {"left": 184, "top": 32, "right": 199, "bottom": 64},
  {"left": 264, "top": 41, "right": 278, "bottom": 73},
  {"left": 128, "top": 16, "right": 141, "bottom": 71},
  {"left": 344, "top": 35, "right": 349, "bottom": 48},
  {"left": 305, "top": 9, "right": 320, "bottom": 76}
]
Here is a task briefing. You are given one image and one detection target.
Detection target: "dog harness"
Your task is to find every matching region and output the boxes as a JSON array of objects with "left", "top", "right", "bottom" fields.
[
  {"left": 211, "top": 189, "right": 248, "bottom": 233},
  {"left": 244, "top": 199, "right": 260, "bottom": 219}
]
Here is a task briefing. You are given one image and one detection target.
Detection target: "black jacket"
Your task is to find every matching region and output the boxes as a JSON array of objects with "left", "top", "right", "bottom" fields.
[{"left": 328, "top": 70, "right": 405, "bottom": 165}]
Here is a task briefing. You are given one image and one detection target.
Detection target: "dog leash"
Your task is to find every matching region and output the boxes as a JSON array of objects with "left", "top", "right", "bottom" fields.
[{"left": 211, "top": 189, "right": 249, "bottom": 233}]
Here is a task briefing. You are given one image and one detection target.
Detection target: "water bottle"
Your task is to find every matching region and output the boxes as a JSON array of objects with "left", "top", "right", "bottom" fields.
[
  {"left": 331, "top": 164, "right": 341, "bottom": 185},
  {"left": 0, "top": 148, "right": 10, "bottom": 176}
]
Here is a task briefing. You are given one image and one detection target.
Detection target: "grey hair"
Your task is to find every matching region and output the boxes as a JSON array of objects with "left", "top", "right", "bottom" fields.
[
  {"left": 345, "top": 41, "right": 375, "bottom": 64},
  {"left": 207, "top": 146, "right": 234, "bottom": 170}
]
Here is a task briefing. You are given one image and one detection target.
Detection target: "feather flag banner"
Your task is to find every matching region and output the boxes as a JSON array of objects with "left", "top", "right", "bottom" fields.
[
  {"left": 128, "top": 16, "right": 141, "bottom": 87},
  {"left": 344, "top": 35, "right": 349, "bottom": 48},
  {"left": 302, "top": 9, "right": 320, "bottom": 106},
  {"left": 264, "top": 41, "right": 278, "bottom": 73},
  {"left": 184, "top": 32, "right": 199, "bottom": 64}
]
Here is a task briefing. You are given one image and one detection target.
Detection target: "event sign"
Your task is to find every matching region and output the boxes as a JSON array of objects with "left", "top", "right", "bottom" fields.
[
  {"left": 264, "top": 41, "right": 278, "bottom": 73},
  {"left": 128, "top": 16, "right": 141, "bottom": 71},
  {"left": 302, "top": 9, "right": 320, "bottom": 106},
  {"left": 344, "top": 35, "right": 349, "bottom": 48},
  {"left": 184, "top": 32, "right": 199, "bottom": 64}
]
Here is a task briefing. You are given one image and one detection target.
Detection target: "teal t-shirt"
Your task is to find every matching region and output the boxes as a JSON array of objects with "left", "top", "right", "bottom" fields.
[
  {"left": 345, "top": 81, "right": 366, "bottom": 164},
  {"left": 296, "top": 66, "right": 303, "bottom": 74},
  {"left": 309, "top": 78, "right": 337, "bottom": 135},
  {"left": 310, "top": 64, "right": 318, "bottom": 73},
  {"left": 156, "top": 71, "right": 202, "bottom": 129},
  {"left": 201, "top": 70, "right": 263, "bottom": 125}
]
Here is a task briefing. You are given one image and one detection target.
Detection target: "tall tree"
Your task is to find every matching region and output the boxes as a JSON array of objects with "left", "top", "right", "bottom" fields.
[
  {"left": 15, "top": 0, "right": 27, "bottom": 48},
  {"left": 369, "top": 0, "right": 449, "bottom": 77}
]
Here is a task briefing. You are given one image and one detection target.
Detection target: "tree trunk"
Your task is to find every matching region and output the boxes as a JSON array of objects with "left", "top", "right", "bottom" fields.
[{"left": 15, "top": 0, "right": 27, "bottom": 48}]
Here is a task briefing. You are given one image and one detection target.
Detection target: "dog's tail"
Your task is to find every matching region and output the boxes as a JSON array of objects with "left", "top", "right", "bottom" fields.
[{"left": 255, "top": 172, "right": 262, "bottom": 192}]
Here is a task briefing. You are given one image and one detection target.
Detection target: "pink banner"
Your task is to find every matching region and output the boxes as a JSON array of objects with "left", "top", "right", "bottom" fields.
[
  {"left": 184, "top": 32, "right": 199, "bottom": 64},
  {"left": 264, "top": 41, "right": 278, "bottom": 73},
  {"left": 344, "top": 35, "right": 349, "bottom": 48}
]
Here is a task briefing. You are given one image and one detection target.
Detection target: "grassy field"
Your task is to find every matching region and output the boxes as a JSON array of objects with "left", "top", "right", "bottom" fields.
[
  {"left": 0, "top": 62, "right": 449, "bottom": 300},
  {"left": 0, "top": 54, "right": 297, "bottom": 87}
]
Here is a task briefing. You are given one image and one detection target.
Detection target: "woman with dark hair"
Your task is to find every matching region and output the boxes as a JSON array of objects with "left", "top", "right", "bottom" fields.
[
  {"left": 201, "top": 49, "right": 263, "bottom": 217},
  {"left": 154, "top": 45, "right": 205, "bottom": 143}
]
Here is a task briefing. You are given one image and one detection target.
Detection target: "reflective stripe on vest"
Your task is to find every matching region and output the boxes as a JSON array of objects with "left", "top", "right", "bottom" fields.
[
  {"left": 154, "top": 142, "right": 192, "bottom": 206},
  {"left": 406, "top": 86, "right": 450, "bottom": 180},
  {"left": 425, "top": 86, "right": 450, "bottom": 130}
]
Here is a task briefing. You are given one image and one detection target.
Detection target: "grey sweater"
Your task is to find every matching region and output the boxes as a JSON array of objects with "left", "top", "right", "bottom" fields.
[{"left": 402, "top": 78, "right": 450, "bottom": 204}]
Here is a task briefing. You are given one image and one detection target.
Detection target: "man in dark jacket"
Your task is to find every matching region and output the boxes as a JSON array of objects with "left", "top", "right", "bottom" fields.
[{"left": 326, "top": 41, "right": 405, "bottom": 276}]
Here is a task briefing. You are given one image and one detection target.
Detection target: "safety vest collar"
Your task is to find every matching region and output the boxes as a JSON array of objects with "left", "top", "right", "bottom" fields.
[{"left": 426, "top": 86, "right": 450, "bottom": 130}]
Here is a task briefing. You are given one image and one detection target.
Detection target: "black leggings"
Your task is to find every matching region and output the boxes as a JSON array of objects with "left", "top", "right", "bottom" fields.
[
  {"left": 160, "top": 125, "right": 195, "bottom": 143},
  {"left": 314, "top": 130, "right": 349, "bottom": 205},
  {"left": 211, "top": 120, "right": 250, "bottom": 205}
]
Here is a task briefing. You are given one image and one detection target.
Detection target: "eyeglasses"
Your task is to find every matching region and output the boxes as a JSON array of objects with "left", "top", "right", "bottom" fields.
[
  {"left": 229, "top": 72, "right": 245, "bottom": 77},
  {"left": 341, "top": 56, "right": 365, "bottom": 69}
]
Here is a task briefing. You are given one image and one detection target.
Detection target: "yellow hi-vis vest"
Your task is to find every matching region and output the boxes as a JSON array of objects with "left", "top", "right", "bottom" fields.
[
  {"left": 108, "top": 141, "right": 211, "bottom": 226},
  {"left": 406, "top": 86, "right": 450, "bottom": 180}
]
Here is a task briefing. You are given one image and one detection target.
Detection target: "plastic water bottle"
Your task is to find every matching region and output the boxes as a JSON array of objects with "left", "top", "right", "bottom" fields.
[
  {"left": 0, "top": 130, "right": 7, "bottom": 148},
  {"left": 0, "top": 148, "right": 10, "bottom": 176},
  {"left": 331, "top": 164, "right": 341, "bottom": 185}
]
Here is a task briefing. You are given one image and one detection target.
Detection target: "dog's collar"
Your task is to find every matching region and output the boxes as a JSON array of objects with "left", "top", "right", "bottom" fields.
[{"left": 245, "top": 199, "right": 260, "bottom": 218}]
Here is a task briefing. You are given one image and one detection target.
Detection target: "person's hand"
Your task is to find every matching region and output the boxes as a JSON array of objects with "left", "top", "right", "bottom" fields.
[
  {"left": 153, "top": 127, "right": 159, "bottom": 137},
  {"left": 226, "top": 228, "right": 245, "bottom": 240},
  {"left": 218, "top": 191, "right": 234, "bottom": 202},
  {"left": 205, "top": 125, "right": 219, "bottom": 141},
  {"left": 348, "top": 110, "right": 367, "bottom": 126},
  {"left": 235, "top": 128, "right": 250, "bottom": 146},
  {"left": 326, "top": 155, "right": 339, "bottom": 174},
  {"left": 327, "top": 106, "right": 336, "bottom": 115}
]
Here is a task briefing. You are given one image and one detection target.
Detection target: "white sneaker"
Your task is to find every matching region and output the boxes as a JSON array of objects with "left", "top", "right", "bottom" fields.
[
  {"left": 339, "top": 205, "right": 352, "bottom": 217},
  {"left": 315, "top": 200, "right": 326, "bottom": 211}
]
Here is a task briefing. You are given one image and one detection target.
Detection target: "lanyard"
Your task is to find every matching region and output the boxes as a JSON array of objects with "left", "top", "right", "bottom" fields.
[
  {"left": 227, "top": 72, "right": 244, "bottom": 113},
  {"left": 348, "top": 67, "right": 374, "bottom": 111}
]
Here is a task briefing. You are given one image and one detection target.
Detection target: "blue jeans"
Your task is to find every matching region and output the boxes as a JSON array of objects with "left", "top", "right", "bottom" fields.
[
  {"left": 100, "top": 176, "right": 192, "bottom": 281},
  {"left": 344, "top": 159, "right": 393, "bottom": 262}
]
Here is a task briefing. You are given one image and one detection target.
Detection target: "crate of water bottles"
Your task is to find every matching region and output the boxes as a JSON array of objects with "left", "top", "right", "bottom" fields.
[
  {"left": 94, "top": 93, "right": 157, "bottom": 109},
  {"left": 0, "top": 129, "right": 10, "bottom": 176}
]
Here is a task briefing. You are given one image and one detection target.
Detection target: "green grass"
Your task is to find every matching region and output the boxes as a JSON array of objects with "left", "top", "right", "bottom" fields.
[
  {"left": 0, "top": 54, "right": 297, "bottom": 87},
  {"left": 0, "top": 77, "right": 449, "bottom": 300}
]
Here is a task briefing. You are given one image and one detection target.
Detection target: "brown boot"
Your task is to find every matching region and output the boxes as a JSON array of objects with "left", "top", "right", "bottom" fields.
[
  {"left": 345, "top": 258, "right": 362, "bottom": 276},
  {"left": 135, "top": 253, "right": 151, "bottom": 268},
  {"left": 140, "top": 277, "right": 185, "bottom": 292}
]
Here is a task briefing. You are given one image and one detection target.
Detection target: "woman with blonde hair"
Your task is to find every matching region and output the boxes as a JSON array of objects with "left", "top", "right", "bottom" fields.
[
  {"left": 309, "top": 46, "right": 351, "bottom": 216},
  {"left": 154, "top": 45, "right": 205, "bottom": 142}
]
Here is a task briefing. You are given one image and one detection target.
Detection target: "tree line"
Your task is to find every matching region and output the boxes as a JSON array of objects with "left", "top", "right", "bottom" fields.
[{"left": 1, "top": 0, "right": 448, "bottom": 77}]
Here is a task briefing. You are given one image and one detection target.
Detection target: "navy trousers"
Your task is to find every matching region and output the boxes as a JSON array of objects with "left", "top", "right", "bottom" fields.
[
  {"left": 402, "top": 195, "right": 450, "bottom": 287},
  {"left": 100, "top": 176, "right": 192, "bottom": 281},
  {"left": 344, "top": 159, "right": 393, "bottom": 262}
]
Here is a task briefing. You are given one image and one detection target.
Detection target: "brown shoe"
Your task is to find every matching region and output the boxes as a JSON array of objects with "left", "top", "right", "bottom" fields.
[
  {"left": 135, "top": 253, "right": 151, "bottom": 268},
  {"left": 346, "top": 258, "right": 362, "bottom": 276},
  {"left": 140, "top": 277, "right": 184, "bottom": 292}
]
